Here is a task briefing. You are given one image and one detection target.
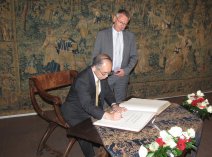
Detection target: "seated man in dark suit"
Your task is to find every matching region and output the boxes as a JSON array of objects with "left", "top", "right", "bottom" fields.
[{"left": 61, "top": 53, "right": 126, "bottom": 157}]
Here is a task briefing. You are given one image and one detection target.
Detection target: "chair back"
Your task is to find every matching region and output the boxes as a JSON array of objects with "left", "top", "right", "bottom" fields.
[{"left": 29, "top": 70, "right": 78, "bottom": 128}]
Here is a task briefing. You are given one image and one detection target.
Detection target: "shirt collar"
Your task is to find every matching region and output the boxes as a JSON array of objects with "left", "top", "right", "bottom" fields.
[
  {"left": 92, "top": 70, "right": 99, "bottom": 82},
  {"left": 112, "top": 26, "right": 122, "bottom": 34}
]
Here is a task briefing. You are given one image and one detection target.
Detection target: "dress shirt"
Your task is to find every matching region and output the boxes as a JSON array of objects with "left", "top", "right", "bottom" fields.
[
  {"left": 112, "top": 27, "right": 123, "bottom": 71},
  {"left": 93, "top": 71, "right": 101, "bottom": 94}
]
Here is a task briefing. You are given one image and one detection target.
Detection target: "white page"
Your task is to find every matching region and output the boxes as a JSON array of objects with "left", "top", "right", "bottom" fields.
[
  {"left": 119, "top": 98, "right": 170, "bottom": 114},
  {"left": 93, "top": 110, "right": 155, "bottom": 132}
]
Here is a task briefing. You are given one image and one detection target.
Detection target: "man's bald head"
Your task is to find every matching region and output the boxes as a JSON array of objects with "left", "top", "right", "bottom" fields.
[{"left": 92, "top": 53, "right": 112, "bottom": 80}]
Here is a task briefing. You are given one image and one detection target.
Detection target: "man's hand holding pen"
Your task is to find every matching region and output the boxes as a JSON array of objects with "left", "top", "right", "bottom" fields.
[
  {"left": 112, "top": 104, "right": 127, "bottom": 112},
  {"left": 103, "top": 104, "right": 127, "bottom": 121}
]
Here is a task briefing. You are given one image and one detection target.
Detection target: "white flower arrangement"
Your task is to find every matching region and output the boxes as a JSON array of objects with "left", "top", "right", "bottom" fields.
[
  {"left": 182, "top": 90, "right": 212, "bottom": 120},
  {"left": 139, "top": 126, "right": 196, "bottom": 157}
]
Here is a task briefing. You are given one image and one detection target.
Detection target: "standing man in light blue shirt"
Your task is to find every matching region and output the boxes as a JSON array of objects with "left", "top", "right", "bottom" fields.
[{"left": 93, "top": 9, "right": 138, "bottom": 103}]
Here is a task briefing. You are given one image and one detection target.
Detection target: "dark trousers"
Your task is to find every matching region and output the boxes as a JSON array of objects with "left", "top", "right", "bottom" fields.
[
  {"left": 78, "top": 139, "right": 95, "bottom": 157},
  {"left": 62, "top": 116, "right": 96, "bottom": 157}
]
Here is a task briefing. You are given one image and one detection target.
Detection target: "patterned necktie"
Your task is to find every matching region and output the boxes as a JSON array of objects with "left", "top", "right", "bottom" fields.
[{"left": 95, "top": 79, "right": 100, "bottom": 106}]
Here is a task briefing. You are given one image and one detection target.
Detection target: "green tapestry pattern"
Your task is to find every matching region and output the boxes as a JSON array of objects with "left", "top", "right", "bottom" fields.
[{"left": 0, "top": 0, "right": 211, "bottom": 115}]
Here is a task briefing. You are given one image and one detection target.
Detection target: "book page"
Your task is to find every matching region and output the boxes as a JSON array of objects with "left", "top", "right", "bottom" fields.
[
  {"left": 119, "top": 98, "right": 170, "bottom": 114},
  {"left": 93, "top": 110, "right": 155, "bottom": 132}
]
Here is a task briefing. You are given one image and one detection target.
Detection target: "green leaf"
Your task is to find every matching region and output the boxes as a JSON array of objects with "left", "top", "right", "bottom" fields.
[{"left": 147, "top": 152, "right": 154, "bottom": 157}]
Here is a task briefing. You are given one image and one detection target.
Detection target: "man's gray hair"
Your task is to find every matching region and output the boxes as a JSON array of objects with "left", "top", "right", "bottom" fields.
[
  {"left": 92, "top": 53, "right": 112, "bottom": 68},
  {"left": 116, "top": 9, "right": 130, "bottom": 20}
]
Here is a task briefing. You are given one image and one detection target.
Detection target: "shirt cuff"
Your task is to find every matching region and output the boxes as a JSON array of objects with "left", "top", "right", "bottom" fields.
[{"left": 111, "top": 103, "right": 118, "bottom": 106}]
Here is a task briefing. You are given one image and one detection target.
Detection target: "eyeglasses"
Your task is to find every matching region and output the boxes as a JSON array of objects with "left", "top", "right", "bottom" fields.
[
  {"left": 98, "top": 69, "right": 112, "bottom": 77},
  {"left": 116, "top": 16, "right": 128, "bottom": 26}
]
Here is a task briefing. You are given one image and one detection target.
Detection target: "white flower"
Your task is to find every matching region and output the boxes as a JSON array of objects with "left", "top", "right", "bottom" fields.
[
  {"left": 197, "top": 90, "right": 204, "bottom": 97},
  {"left": 203, "top": 99, "right": 209, "bottom": 105},
  {"left": 182, "top": 132, "right": 189, "bottom": 139},
  {"left": 169, "top": 152, "right": 174, "bottom": 157},
  {"left": 160, "top": 130, "right": 169, "bottom": 138},
  {"left": 168, "top": 126, "right": 183, "bottom": 137},
  {"left": 160, "top": 130, "right": 176, "bottom": 148},
  {"left": 197, "top": 99, "right": 209, "bottom": 109},
  {"left": 207, "top": 106, "right": 212, "bottom": 113},
  {"left": 188, "top": 93, "right": 195, "bottom": 99},
  {"left": 165, "top": 139, "right": 177, "bottom": 148},
  {"left": 182, "top": 128, "right": 195, "bottom": 139},
  {"left": 139, "top": 145, "right": 148, "bottom": 157},
  {"left": 149, "top": 142, "right": 159, "bottom": 152},
  {"left": 198, "top": 101, "right": 207, "bottom": 109},
  {"left": 187, "top": 128, "right": 195, "bottom": 138},
  {"left": 187, "top": 99, "right": 192, "bottom": 104},
  {"left": 160, "top": 130, "right": 170, "bottom": 139}
]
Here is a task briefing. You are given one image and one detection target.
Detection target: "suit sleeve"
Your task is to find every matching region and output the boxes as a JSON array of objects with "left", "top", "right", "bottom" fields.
[
  {"left": 102, "top": 79, "right": 116, "bottom": 105},
  {"left": 75, "top": 76, "right": 105, "bottom": 119},
  {"left": 123, "top": 33, "right": 138, "bottom": 75},
  {"left": 92, "top": 31, "right": 103, "bottom": 58}
]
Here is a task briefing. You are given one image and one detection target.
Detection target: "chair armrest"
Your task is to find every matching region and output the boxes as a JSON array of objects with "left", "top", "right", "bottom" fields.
[
  {"left": 32, "top": 78, "right": 69, "bottom": 127},
  {"left": 33, "top": 78, "right": 62, "bottom": 105}
]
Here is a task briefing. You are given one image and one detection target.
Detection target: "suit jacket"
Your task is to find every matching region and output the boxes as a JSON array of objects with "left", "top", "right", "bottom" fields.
[
  {"left": 93, "top": 27, "right": 138, "bottom": 75},
  {"left": 61, "top": 66, "right": 116, "bottom": 126}
]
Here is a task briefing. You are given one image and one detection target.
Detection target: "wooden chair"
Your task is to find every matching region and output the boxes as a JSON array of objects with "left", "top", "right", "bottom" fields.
[{"left": 29, "top": 70, "right": 78, "bottom": 157}]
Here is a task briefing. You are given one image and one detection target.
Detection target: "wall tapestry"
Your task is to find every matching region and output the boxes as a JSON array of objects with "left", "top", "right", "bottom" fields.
[{"left": 0, "top": 0, "right": 211, "bottom": 115}]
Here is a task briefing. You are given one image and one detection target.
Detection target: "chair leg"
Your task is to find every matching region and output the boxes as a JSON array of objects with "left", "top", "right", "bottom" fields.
[
  {"left": 63, "top": 138, "right": 77, "bottom": 157},
  {"left": 37, "top": 122, "right": 58, "bottom": 156}
]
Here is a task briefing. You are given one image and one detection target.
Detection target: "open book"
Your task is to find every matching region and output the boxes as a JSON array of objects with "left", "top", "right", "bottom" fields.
[{"left": 93, "top": 98, "right": 171, "bottom": 132}]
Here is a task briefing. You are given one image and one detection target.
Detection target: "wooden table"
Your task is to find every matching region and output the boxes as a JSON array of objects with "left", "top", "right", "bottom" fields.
[{"left": 68, "top": 103, "right": 203, "bottom": 157}]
